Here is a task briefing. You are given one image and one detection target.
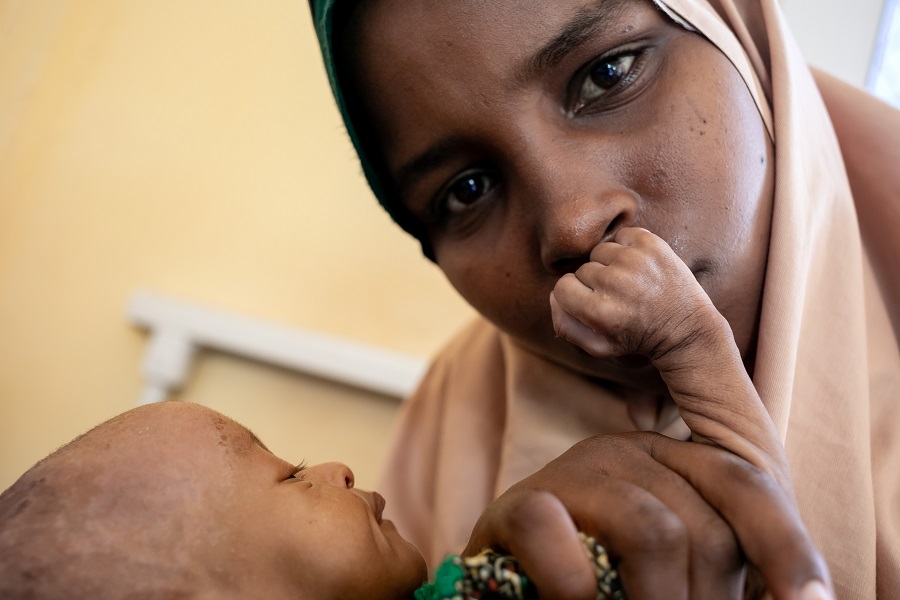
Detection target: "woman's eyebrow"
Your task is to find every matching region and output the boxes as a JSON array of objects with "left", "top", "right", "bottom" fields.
[
  {"left": 396, "top": 136, "right": 467, "bottom": 196},
  {"left": 522, "top": 0, "right": 633, "bottom": 82}
]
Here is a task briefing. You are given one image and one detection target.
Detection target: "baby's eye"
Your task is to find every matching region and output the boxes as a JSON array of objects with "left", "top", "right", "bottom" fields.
[
  {"left": 289, "top": 461, "right": 308, "bottom": 480},
  {"left": 578, "top": 53, "right": 636, "bottom": 103},
  {"left": 443, "top": 172, "right": 496, "bottom": 215}
]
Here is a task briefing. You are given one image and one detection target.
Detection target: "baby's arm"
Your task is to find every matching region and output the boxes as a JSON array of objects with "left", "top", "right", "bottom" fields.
[{"left": 551, "top": 227, "right": 788, "bottom": 488}]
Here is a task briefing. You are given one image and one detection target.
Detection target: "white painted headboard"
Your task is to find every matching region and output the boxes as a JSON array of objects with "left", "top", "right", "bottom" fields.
[{"left": 127, "top": 291, "right": 427, "bottom": 405}]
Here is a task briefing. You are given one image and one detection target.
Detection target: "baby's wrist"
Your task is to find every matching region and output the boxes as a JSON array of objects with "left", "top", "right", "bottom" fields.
[{"left": 649, "top": 302, "right": 735, "bottom": 374}]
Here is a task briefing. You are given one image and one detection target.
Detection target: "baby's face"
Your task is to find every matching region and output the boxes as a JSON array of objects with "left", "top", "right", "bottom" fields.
[
  {"left": 216, "top": 435, "right": 428, "bottom": 599},
  {"left": 60, "top": 403, "right": 426, "bottom": 599},
  {"left": 350, "top": 0, "right": 775, "bottom": 391}
]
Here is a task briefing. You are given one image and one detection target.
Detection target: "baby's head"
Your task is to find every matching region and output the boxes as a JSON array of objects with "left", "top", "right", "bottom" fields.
[{"left": 0, "top": 402, "right": 426, "bottom": 599}]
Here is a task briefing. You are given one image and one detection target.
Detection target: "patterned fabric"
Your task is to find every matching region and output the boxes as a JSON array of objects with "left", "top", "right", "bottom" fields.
[{"left": 415, "top": 533, "right": 625, "bottom": 600}]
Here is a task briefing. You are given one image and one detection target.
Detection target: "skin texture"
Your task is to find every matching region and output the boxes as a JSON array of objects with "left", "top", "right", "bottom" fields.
[
  {"left": 345, "top": 0, "right": 832, "bottom": 598},
  {"left": 0, "top": 403, "right": 426, "bottom": 600}
]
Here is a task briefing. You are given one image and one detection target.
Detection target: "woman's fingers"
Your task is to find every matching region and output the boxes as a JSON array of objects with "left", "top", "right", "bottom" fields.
[
  {"left": 553, "top": 477, "right": 693, "bottom": 600},
  {"left": 463, "top": 488, "right": 597, "bottom": 600},
  {"left": 464, "top": 432, "right": 830, "bottom": 599},
  {"left": 646, "top": 434, "right": 834, "bottom": 600},
  {"left": 465, "top": 480, "right": 696, "bottom": 600},
  {"left": 469, "top": 435, "right": 750, "bottom": 600},
  {"left": 579, "top": 435, "right": 744, "bottom": 599}
]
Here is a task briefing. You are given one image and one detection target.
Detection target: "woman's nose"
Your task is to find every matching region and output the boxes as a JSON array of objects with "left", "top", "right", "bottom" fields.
[
  {"left": 302, "top": 462, "right": 355, "bottom": 488},
  {"left": 538, "top": 186, "right": 637, "bottom": 275}
]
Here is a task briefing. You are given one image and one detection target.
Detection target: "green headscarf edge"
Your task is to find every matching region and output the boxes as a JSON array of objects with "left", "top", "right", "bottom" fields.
[{"left": 308, "top": 0, "right": 433, "bottom": 258}]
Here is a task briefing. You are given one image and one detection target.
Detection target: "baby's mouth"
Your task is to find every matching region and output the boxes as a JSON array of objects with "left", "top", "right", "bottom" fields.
[
  {"left": 349, "top": 488, "right": 385, "bottom": 523},
  {"left": 372, "top": 491, "right": 386, "bottom": 524}
]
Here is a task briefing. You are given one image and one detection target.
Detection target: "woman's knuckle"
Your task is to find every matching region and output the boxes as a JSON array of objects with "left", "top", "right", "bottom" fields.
[
  {"left": 502, "top": 489, "right": 560, "bottom": 531},
  {"left": 722, "top": 455, "right": 780, "bottom": 495},
  {"left": 627, "top": 505, "right": 687, "bottom": 553},
  {"left": 590, "top": 434, "right": 628, "bottom": 456},
  {"left": 692, "top": 519, "right": 740, "bottom": 569}
]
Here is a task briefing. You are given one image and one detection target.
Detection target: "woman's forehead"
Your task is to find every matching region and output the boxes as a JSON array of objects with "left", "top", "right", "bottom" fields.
[
  {"left": 351, "top": 0, "right": 768, "bottom": 158},
  {"left": 357, "top": 0, "right": 645, "bottom": 59},
  {"left": 352, "top": 0, "right": 685, "bottom": 127},
  {"left": 351, "top": 0, "right": 679, "bottom": 166}
]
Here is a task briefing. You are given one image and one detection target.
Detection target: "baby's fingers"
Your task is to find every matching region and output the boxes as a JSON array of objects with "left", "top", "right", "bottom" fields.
[{"left": 550, "top": 290, "right": 616, "bottom": 357}]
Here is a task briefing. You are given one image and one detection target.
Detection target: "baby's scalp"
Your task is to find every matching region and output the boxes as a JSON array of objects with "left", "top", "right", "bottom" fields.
[
  {"left": 0, "top": 403, "right": 427, "bottom": 600},
  {"left": 0, "top": 404, "right": 232, "bottom": 599}
]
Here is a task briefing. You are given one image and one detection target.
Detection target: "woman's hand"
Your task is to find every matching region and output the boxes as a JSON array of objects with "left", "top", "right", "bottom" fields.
[{"left": 463, "top": 432, "right": 832, "bottom": 600}]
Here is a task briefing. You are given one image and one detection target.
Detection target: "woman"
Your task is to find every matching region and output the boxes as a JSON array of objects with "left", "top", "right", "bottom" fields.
[{"left": 309, "top": 0, "right": 900, "bottom": 597}]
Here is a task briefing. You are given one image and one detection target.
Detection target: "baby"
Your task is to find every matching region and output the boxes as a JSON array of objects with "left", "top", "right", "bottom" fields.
[{"left": 0, "top": 401, "right": 427, "bottom": 600}]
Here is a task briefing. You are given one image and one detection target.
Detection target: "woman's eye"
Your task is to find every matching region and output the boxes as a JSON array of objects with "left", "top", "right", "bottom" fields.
[
  {"left": 577, "top": 53, "right": 637, "bottom": 105},
  {"left": 442, "top": 172, "right": 495, "bottom": 214}
]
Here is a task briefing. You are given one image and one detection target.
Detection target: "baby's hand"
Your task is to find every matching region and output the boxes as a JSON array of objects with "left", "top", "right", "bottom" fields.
[{"left": 550, "top": 227, "right": 723, "bottom": 364}]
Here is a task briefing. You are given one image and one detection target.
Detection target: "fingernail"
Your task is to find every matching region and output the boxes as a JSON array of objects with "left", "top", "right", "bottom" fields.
[{"left": 800, "top": 580, "right": 832, "bottom": 600}]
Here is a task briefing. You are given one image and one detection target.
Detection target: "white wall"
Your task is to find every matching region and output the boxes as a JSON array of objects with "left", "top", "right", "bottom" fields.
[{"left": 781, "top": 0, "right": 886, "bottom": 87}]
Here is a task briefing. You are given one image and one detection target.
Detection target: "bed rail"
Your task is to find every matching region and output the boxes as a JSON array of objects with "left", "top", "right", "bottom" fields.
[{"left": 127, "top": 291, "right": 427, "bottom": 405}]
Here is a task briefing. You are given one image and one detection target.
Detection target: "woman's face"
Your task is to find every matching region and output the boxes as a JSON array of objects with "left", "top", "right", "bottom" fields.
[{"left": 351, "top": 0, "right": 774, "bottom": 388}]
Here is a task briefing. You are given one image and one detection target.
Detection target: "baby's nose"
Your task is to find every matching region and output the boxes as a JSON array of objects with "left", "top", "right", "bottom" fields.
[{"left": 303, "top": 461, "right": 355, "bottom": 488}]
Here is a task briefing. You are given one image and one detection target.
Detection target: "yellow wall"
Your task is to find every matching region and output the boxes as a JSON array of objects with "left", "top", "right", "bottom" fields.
[{"left": 0, "top": 0, "right": 475, "bottom": 491}]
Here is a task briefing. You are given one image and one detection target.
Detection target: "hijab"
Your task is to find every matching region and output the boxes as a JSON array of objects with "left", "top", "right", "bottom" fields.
[{"left": 310, "top": 1, "right": 900, "bottom": 596}]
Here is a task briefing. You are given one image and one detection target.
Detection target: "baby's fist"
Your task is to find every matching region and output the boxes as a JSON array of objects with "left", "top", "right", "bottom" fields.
[{"left": 550, "top": 227, "right": 718, "bottom": 362}]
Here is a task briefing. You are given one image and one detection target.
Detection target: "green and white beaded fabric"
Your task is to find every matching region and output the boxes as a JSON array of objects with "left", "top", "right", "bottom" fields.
[{"left": 415, "top": 532, "right": 625, "bottom": 600}]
